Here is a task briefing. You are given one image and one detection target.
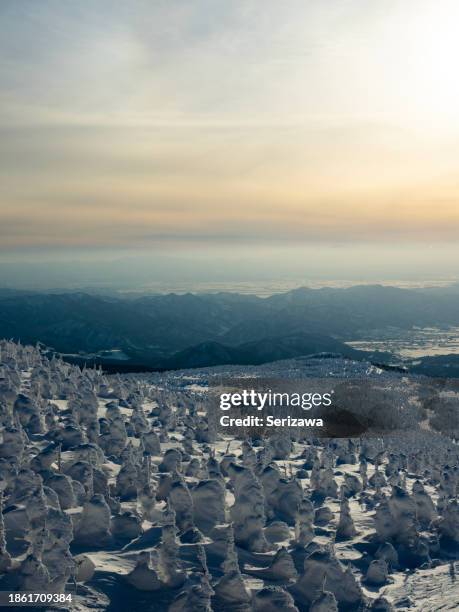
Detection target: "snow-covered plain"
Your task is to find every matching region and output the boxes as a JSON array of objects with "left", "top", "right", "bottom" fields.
[{"left": 0, "top": 340, "right": 457, "bottom": 611}]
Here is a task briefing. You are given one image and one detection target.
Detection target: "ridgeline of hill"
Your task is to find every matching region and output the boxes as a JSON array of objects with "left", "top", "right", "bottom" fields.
[{"left": 1, "top": 284, "right": 459, "bottom": 373}]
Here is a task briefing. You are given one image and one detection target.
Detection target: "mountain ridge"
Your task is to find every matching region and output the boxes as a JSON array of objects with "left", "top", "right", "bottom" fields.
[{"left": 1, "top": 284, "right": 459, "bottom": 371}]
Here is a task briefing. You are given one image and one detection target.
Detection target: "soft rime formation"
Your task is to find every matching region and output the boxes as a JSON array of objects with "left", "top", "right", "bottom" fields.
[
  {"left": 291, "top": 547, "right": 364, "bottom": 608},
  {"left": 437, "top": 499, "right": 459, "bottom": 545},
  {"left": 244, "top": 546, "right": 298, "bottom": 583},
  {"left": 293, "top": 498, "right": 314, "bottom": 548},
  {"left": 364, "top": 559, "right": 389, "bottom": 586},
  {"left": 309, "top": 588, "right": 338, "bottom": 612},
  {"left": 335, "top": 488, "right": 357, "bottom": 541},
  {"left": 0, "top": 340, "right": 457, "bottom": 611},
  {"left": 252, "top": 586, "right": 299, "bottom": 612},
  {"left": 213, "top": 523, "right": 251, "bottom": 610},
  {"left": 228, "top": 463, "right": 269, "bottom": 552},
  {"left": 157, "top": 505, "right": 186, "bottom": 588},
  {"left": 125, "top": 550, "right": 161, "bottom": 591},
  {"left": 0, "top": 493, "right": 12, "bottom": 572}
]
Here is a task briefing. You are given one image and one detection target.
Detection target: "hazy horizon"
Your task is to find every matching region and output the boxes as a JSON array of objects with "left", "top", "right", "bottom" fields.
[
  {"left": 2, "top": 1, "right": 459, "bottom": 282},
  {"left": 0, "top": 252, "right": 458, "bottom": 294},
  {"left": 1, "top": 245, "right": 459, "bottom": 291}
]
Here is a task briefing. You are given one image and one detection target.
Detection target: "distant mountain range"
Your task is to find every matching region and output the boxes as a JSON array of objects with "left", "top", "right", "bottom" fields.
[
  {"left": 1, "top": 284, "right": 459, "bottom": 372},
  {"left": 162, "top": 333, "right": 361, "bottom": 370}
]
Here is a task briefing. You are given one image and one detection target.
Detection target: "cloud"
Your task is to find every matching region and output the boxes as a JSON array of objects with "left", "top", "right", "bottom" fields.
[{"left": 2, "top": 1, "right": 459, "bottom": 255}]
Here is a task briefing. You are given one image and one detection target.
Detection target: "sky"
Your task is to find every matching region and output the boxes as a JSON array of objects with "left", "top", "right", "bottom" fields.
[{"left": 1, "top": 0, "right": 459, "bottom": 286}]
